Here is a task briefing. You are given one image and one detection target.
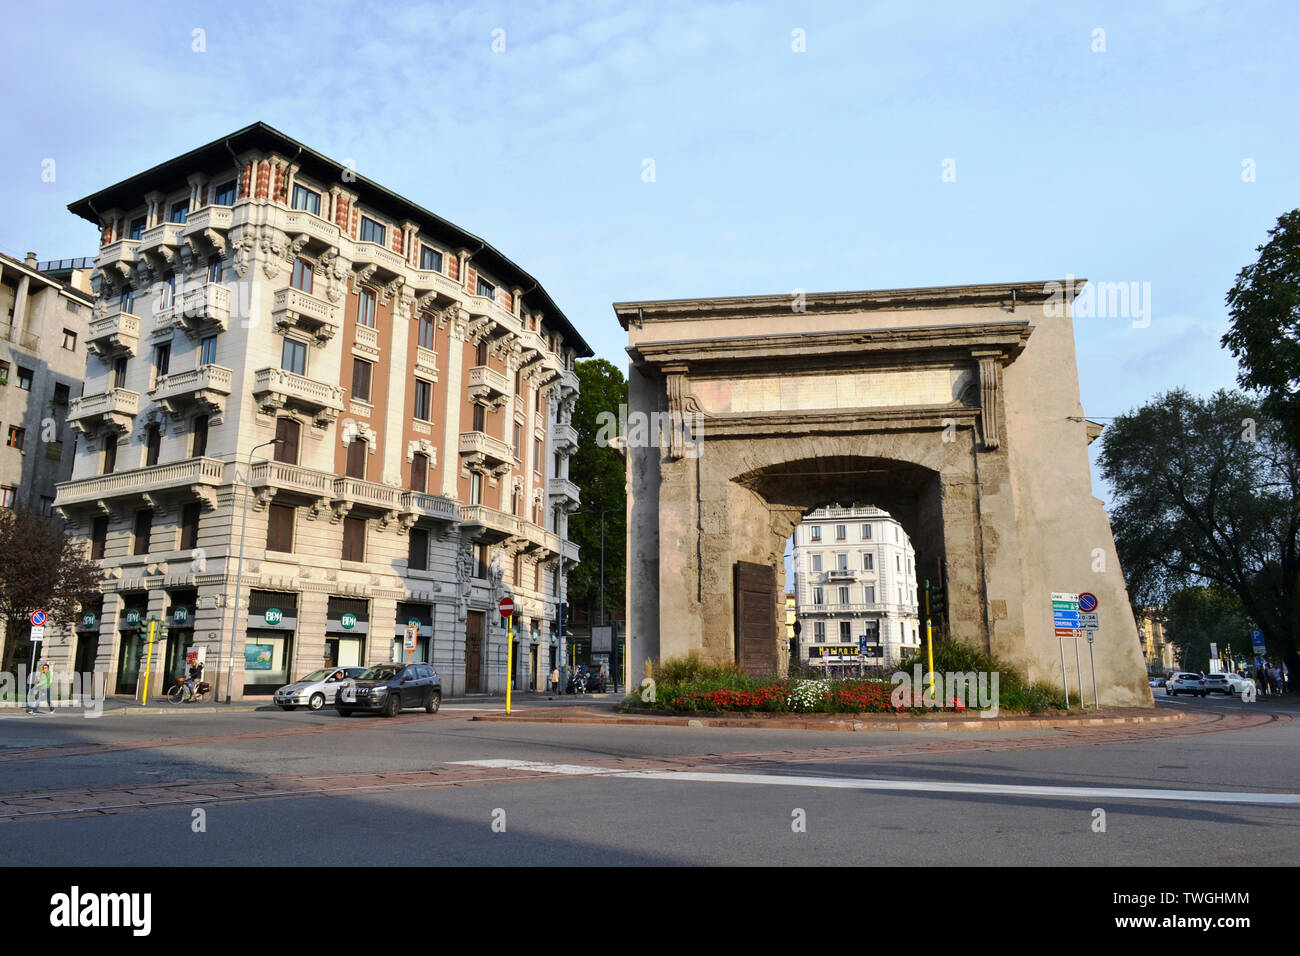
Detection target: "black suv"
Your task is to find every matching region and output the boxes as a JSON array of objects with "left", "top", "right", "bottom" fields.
[{"left": 336, "top": 663, "right": 441, "bottom": 717}]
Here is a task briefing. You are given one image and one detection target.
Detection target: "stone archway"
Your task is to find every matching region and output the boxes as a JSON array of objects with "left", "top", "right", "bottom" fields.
[{"left": 617, "top": 280, "right": 1153, "bottom": 707}]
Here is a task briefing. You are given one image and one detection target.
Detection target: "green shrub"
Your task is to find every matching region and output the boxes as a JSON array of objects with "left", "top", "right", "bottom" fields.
[
  {"left": 902, "top": 638, "right": 1026, "bottom": 692},
  {"left": 654, "top": 653, "right": 746, "bottom": 685},
  {"left": 998, "top": 681, "right": 1069, "bottom": 713}
]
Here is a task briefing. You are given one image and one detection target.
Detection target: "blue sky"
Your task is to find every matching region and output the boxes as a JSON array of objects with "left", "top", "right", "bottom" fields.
[{"left": 2, "top": 0, "right": 1297, "bottom": 508}]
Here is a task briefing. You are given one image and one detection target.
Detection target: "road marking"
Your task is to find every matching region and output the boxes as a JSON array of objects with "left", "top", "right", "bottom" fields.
[{"left": 450, "top": 759, "right": 1300, "bottom": 806}]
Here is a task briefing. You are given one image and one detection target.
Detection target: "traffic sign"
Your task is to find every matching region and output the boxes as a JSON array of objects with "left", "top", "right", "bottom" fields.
[
  {"left": 1251, "top": 629, "right": 1266, "bottom": 652},
  {"left": 498, "top": 596, "right": 515, "bottom": 618},
  {"left": 1080, "top": 612, "right": 1099, "bottom": 630},
  {"left": 30, "top": 626, "right": 45, "bottom": 642},
  {"left": 403, "top": 625, "right": 417, "bottom": 652},
  {"left": 1078, "top": 593, "right": 1098, "bottom": 613},
  {"left": 30, "top": 610, "right": 46, "bottom": 627}
]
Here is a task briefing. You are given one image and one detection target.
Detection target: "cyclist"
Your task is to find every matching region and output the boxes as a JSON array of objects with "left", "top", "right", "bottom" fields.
[{"left": 183, "top": 659, "right": 205, "bottom": 702}]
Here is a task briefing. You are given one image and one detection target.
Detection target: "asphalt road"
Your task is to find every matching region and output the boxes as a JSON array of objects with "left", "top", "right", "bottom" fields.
[{"left": 1, "top": 695, "right": 1296, "bottom": 866}]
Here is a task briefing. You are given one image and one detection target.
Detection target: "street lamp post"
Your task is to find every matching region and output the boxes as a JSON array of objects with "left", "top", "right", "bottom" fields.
[
  {"left": 572, "top": 506, "right": 621, "bottom": 688},
  {"left": 218, "top": 438, "right": 281, "bottom": 703}
]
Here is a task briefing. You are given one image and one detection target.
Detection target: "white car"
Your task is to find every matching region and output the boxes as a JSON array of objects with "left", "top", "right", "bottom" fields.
[
  {"left": 1220, "top": 673, "right": 1254, "bottom": 697},
  {"left": 274, "top": 667, "right": 368, "bottom": 711}
]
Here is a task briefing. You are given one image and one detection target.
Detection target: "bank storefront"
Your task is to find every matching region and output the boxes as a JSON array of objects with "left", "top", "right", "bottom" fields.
[
  {"left": 165, "top": 589, "right": 197, "bottom": 681},
  {"left": 325, "top": 597, "right": 368, "bottom": 668},
  {"left": 245, "top": 590, "right": 298, "bottom": 696},
  {"left": 114, "top": 593, "right": 149, "bottom": 694},
  {"left": 393, "top": 602, "right": 433, "bottom": 663},
  {"left": 74, "top": 600, "right": 102, "bottom": 675}
]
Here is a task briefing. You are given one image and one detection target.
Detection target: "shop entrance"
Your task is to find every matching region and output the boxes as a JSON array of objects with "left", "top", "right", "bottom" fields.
[{"left": 465, "top": 611, "right": 483, "bottom": 693}]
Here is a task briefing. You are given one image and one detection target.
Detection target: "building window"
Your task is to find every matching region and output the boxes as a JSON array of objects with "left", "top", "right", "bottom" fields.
[
  {"left": 52, "top": 382, "right": 70, "bottom": 406},
  {"left": 152, "top": 343, "right": 171, "bottom": 386},
  {"left": 0, "top": 361, "right": 8, "bottom": 385},
  {"left": 351, "top": 358, "right": 372, "bottom": 402},
  {"left": 266, "top": 504, "right": 295, "bottom": 553},
  {"left": 346, "top": 437, "right": 366, "bottom": 480},
  {"left": 862, "top": 552, "right": 873, "bottom": 570},
  {"left": 342, "top": 516, "right": 366, "bottom": 562},
  {"left": 838, "top": 586, "right": 850, "bottom": 604},
  {"left": 213, "top": 181, "right": 237, "bottom": 206},
  {"left": 192, "top": 415, "right": 209, "bottom": 457},
  {"left": 408, "top": 528, "right": 429, "bottom": 571},
  {"left": 291, "top": 257, "right": 313, "bottom": 293},
  {"left": 61, "top": 328, "right": 77, "bottom": 351},
  {"left": 169, "top": 200, "right": 189, "bottom": 224},
  {"left": 419, "top": 245, "right": 442, "bottom": 272},
  {"left": 861, "top": 524, "right": 872, "bottom": 540},
  {"left": 17, "top": 367, "right": 32, "bottom": 391},
  {"left": 472, "top": 403, "right": 486, "bottom": 432},
  {"left": 814, "top": 621, "right": 825, "bottom": 643},
  {"left": 359, "top": 216, "right": 385, "bottom": 245},
  {"left": 103, "top": 437, "right": 117, "bottom": 474},
  {"left": 179, "top": 502, "right": 201, "bottom": 551},
  {"left": 813, "top": 587, "right": 824, "bottom": 605},
  {"left": 281, "top": 338, "right": 307, "bottom": 375},
  {"left": 132, "top": 509, "right": 153, "bottom": 555},
  {"left": 0, "top": 486, "right": 13, "bottom": 509},
  {"left": 418, "top": 312, "right": 436, "bottom": 349},
  {"left": 413, "top": 379, "right": 431, "bottom": 421},
  {"left": 6, "top": 426, "right": 24, "bottom": 451},
  {"left": 144, "top": 423, "right": 160, "bottom": 466},
  {"left": 90, "top": 516, "right": 109, "bottom": 559},
  {"left": 840, "top": 621, "right": 852, "bottom": 643},
  {"left": 120, "top": 288, "right": 135, "bottom": 314},
  {"left": 476, "top": 276, "right": 495, "bottom": 299},
  {"left": 512, "top": 423, "right": 521, "bottom": 459},
  {"left": 836, "top": 552, "right": 848, "bottom": 570},
  {"left": 129, "top": 217, "right": 146, "bottom": 241},
  {"left": 473, "top": 544, "right": 488, "bottom": 579},
  {"left": 207, "top": 258, "right": 224, "bottom": 283},
  {"left": 864, "top": 586, "right": 875, "bottom": 603},
  {"left": 160, "top": 273, "right": 176, "bottom": 309},
  {"left": 810, "top": 554, "right": 822, "bottom": 572},
  {"left": 410, "top": 452, "right": 428, "bottom": 493},
  {"left": 835, "top": 524, "right": 846, "bottom": 541},
  {"left": 810, "top": 525, "right": 821, "bottom": 542},
  {"left": 470, "top": 472, "right": 483, "bottom": 505},
  {"left": 291, "top": 184, "right": 321, "bottom": 215},
  {"left": 475, "top": 339, "right": 488, "bottom": 365},
  {"left": 358, "top": 288, "right": 376, "bottom": 328},
  {"left": 200, "top": 334, "right": 218, "bottom": 366},
  {"left": 274, "top": 418, "right": 300, "bottom": 464},
  {"left": 533, "top": 437, "right": 542, "bottom": 473},
  {"left": 113, "top": 357, "right": 128, "bottom": 389},
  {"left": 39, "top": 496, "right": 54, "bottom": 516},
  {"left": 897, "top": 555, "right": 902, "bottom": 572}
]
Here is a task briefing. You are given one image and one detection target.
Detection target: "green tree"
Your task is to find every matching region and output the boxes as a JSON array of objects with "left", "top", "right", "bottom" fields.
[
  {"left": 1162, "top": 586, "right": 1250, "bottom": 672},
  {"left": 1223, "top": 209, "right": 1300, "bottom": 454},
  {"left": 1098, "top": 389, "right": 1299, "bottom": 681},
  {"left": 0, "top": 508, "right": 102, "bottom": 673},
  {"left": 566, "top": 358, "right": 627, "bottom": 624}
]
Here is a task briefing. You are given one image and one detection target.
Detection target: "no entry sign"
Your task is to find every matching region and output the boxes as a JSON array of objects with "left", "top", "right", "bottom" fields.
[{"left": 498, "top": 596, "right": 515, "bottom": 618}]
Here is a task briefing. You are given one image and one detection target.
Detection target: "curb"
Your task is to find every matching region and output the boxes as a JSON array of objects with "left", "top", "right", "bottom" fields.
[{"left": 470, "top": 710, "right": 1187, "bottom": 732}]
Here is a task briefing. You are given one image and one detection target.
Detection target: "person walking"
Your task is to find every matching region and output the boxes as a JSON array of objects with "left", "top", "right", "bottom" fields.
[
  {"left": 550, "top": 666, "right": 559, "bottom": 694},
  {"left": 26, "top": 663, "right": 53, "bottom": 714}
]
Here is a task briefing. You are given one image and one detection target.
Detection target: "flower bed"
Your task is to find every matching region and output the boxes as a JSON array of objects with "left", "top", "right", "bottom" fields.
[{"left": 644, "top": 677, "right": 968, "bottom": 715}]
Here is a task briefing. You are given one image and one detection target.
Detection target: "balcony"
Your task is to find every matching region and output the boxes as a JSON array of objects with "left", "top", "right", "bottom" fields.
[
  {"left": 331, "top": 476, "right": 403, "bottom": 523},
  {"left": 94, "top": 238, "right": 140, "bottom": 278},
  {"left": 399, "top": 490, "right": 460, "bottom": 531},
  {"left": 553, "top": 421, "right": 578, "bottom": 455},
  {"left": 0, "top": 324, "right": 39, "bottom": 352},
  {"left": 280, "top": 209, "right": 339, "bottom": 247},
  {"left": 354, "top": 324, "right": 379, "bottom": 357},
  {"left": 250, "top": 460, "right": 334, "bottom": 501},
  {"left": 138, "top": 221, "right": 185, "bottom": 266},
  {"left": 467, "top": 365, "right": 509, "bottom": 409},
  {"left": 271, "top": 287, "right": 339, "bottom": 344},
  {"left": 559, "top": 367, "right": 579, "bottom": 399},
  {"left": 459, "top": 430, "right": 513, "bottom": 475},
  {"left": 407, "top": 266, "right": 461, "bottom": 298},
  {"left": 826, "top": 568, "right": 857, "bottom": 581},
  {"left": 414, "top": 346, "right": 439, "bottom": 381},
  {"left": 252, "top": 367, "right": 345, "bottom": 426},
  {"left": 802, "top": 603, "right": 885, "bottom": 615},
  {"left": 149, "top": 364, "right": 233, "bottom": 419},
  {"left": 459, "top": 504, "right": 522, "bottom": 544},
  {"left": 548, "top": 476, "right": 580, "bottom": 511},
  {"left": 55, "top": 456, "right": 226, "bottom": 512},
  {"left": 86, "top": 311, "right": 140, "bottom": 358},
  {"left": 68, "top": 388, "right": 139, "bottom": 436},
  {"left": 350, "top": 238, "right": 406, "bottom": 276},
  {"left": 157, "top": 283, "right": 230, "bottom": 335},
  {"left": 561, "top": 538, "right": 580, "bottom": 565},
  {"left": 181, "top": 205, "right": 234, "bottom": 255}
]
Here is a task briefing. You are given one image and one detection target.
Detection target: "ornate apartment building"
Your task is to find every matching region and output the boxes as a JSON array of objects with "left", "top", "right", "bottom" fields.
[
  {"left": 49, "top": 123, "right": 590, "bottom": 699},
  {"left": 791, "top": 504, "right": 920, "bottom": 666}
]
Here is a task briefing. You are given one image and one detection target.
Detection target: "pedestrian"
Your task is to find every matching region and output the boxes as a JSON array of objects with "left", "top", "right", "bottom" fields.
[
  {"left": 550, "top": 666, "right": 559, "bottom": 694},
  {"left": 26, "top": 664, "right": 53, "bottom": 714}
]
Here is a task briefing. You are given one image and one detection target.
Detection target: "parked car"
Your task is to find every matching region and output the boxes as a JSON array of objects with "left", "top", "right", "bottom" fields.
[
  {"left": 274, "top": 667, "right": 368, "bottom": 711},
  {"left": 1148, "top": 676, "right": 1167, "bottom": 688},
  {"left": 1221, "top": 673, "right": 1254, "bottom": 697},
  {"left": 1165, "top": 672, "right": 1208, "bottom": 697},
  {"left": 335, "top": 662, "right": 441, "bottom": 717}
]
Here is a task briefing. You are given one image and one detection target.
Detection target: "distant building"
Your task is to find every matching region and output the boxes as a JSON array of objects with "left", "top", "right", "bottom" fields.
[
  {"left": 791, "top": 504, "right": 919, "bottom": 667},
  {"left": 1136, "top": 609, "right": 1175, "bottom": 673},
  {"left": 784, "top": 590, "right": 795, "bottom": 644}
]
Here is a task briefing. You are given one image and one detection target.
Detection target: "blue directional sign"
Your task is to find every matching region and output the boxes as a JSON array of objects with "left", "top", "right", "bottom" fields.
[
  {"left": 1053, "top": 610, "right": 1082, "bottom": 627},
  {"left": 1251, "top": 629, "right": 1266, "bottom": 652}
]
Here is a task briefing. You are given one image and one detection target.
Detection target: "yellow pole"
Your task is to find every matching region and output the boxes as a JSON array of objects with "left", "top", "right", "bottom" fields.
[
  {"left": 141, "top": 618, "right": 157, "bottom": 707},
  {"left": 506, "top": 613, "right": 514, "bottom": 715},
  {"left": 925, "top": 582, "right": 935, "bottom": 704}
]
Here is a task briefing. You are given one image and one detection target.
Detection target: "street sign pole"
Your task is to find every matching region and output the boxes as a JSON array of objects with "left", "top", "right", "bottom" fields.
[
  {"left": 140, "top": 618, "right": 158, "bottom": 707},
  {"left": 1089, "top": 632, "right": 1099, "bottom": 709},
  {"left": 1059, "top": 637, "right": 1069, "bottom": 709},
  {"left": 1074, "top": 632, "right": 1084, "bottom": 706},
  {"left": 506, "top": 613, "right": 514, "bottom": 715},
  {"left": 924, "top": 580, "right": 935, "bottom": 703}
]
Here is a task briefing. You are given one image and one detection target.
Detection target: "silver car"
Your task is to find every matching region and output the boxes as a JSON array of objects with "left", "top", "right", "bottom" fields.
[{"left": 274, "top": 667, "right": 368, "bottom": 711}]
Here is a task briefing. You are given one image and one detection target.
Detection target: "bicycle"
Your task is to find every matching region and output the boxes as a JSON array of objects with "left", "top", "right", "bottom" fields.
[{"left": 167, "top": 675, "right": 213, "bottom": 704}]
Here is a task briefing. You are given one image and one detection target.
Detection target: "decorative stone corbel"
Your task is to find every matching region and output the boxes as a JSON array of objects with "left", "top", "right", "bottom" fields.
[{"left": 970, "top": 350, "right": 1004, "bottom": 451}]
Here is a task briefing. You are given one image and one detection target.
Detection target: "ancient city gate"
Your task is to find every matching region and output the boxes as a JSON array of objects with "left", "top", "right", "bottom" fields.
[{"left": 617, "top": 281, "right": 1153, "bottom": 707}]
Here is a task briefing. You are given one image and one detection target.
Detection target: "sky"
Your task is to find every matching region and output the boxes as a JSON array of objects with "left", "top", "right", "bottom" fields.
[{"left": 2, "top": 0, "right": 1296, "bottom": 525}]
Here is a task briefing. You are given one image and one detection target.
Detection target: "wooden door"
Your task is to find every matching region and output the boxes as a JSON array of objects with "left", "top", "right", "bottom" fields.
[
  {"left": 734, "top": 561, "right": 778, "bottom": 676},
  {"left": 465, "top": 611, "right": 483, "bottom": 693}
]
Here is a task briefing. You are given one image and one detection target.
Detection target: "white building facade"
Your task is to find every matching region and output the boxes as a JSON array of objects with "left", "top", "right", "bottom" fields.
[
  {"left": 792, "top": 504, "right": 920, "bottom": 666},
  {"left": 49, "top": 123, "right": 589, "bottom": 699}
]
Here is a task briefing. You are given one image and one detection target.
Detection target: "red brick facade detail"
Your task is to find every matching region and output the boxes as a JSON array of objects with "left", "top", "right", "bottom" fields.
[
  {"left": 238, "top": 164, "right": 252, "bottom": 200},
  {"left": 335, "top": 197, "right": 350, "bottom": 232},
  {"left": 273, "top": 166, "right": 287, "bottom": 203},
  {"left": 500, "top": 290, "right": 513, "bottom": 312},
  {"left": 100, "top": 223, "right": 113, "bottom": 246},
  {"left": 254, "top": 162, "right": 271, "bottom": 200},
  {"left": 466, "top": 265, "right": 476, "bottom": 291},
  {"left": 350, "top": 208, "right": 358, "bottom": 238},
  {"left": 392, "top": 229, "right": 403, "bottom": 256},
  {"left": 447, "top": 254, "right": 459, "bottom": 281}
]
